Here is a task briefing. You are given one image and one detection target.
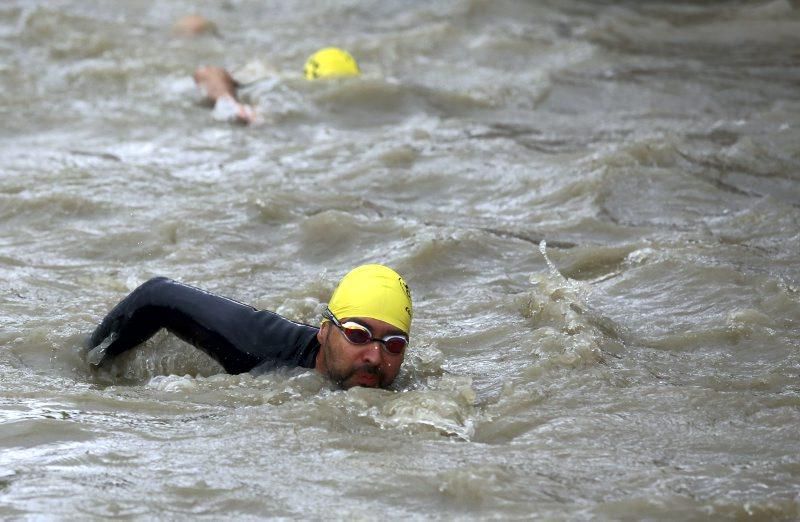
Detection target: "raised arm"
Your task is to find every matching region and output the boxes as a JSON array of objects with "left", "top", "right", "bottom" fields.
[{"left": 87, "top": 277, "right": 320, "bottom": 374}]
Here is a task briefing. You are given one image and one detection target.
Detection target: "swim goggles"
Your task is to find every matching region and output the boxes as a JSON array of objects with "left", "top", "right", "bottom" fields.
[{"left": 322, "top": 307, "right": 408, "bottom": 355}]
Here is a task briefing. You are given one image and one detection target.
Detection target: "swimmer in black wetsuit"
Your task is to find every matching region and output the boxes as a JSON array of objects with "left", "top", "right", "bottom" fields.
[{"left": 87, "top": 264, "right": 413, "bottom": 389}]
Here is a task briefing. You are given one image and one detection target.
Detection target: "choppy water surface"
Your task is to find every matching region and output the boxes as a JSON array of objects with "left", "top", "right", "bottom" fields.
[{"left": 2, "top": 0, "right": 800, "bottom": 519}]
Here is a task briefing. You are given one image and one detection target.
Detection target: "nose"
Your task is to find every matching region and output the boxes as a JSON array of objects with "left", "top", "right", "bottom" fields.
[{"left": 359, "top": 341, "right": 383, "bottom": 365}]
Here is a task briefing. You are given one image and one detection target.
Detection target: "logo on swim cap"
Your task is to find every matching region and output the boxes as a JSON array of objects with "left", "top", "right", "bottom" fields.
[
  {"left": 304, "top": 47, "right": 360, "bottom": 80},
  {"left": 326, "top": 264, "right": 412, "bottom": 334}
]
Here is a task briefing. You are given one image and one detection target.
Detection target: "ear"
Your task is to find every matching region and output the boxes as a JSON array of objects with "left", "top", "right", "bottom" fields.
[
  {"left": 314, "top": 323, "right": 329, "bottom": 373},
  {"left": 317, "top": 322, "right": 329, "bottom": 345}
]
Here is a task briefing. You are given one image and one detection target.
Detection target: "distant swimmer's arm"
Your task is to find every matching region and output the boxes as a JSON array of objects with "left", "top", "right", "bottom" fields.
[
  {"left": 193, "top": 66, "right": 258, "bottom": 125},
  {"left": 87, "top": 277, "right": 320, "bottom": 374}
]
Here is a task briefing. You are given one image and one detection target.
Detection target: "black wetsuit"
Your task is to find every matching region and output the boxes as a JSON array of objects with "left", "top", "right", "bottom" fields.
[{"left": 88, "top": 277, "right": 321, "bottom": 374}]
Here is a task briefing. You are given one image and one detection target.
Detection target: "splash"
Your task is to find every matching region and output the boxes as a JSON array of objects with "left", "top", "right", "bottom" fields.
[
  {"left": 523, "top": 241, "right": 623, "bottom": 372},
  {"left": 369, "top": 375, "right": 477, "bottom": 440}
]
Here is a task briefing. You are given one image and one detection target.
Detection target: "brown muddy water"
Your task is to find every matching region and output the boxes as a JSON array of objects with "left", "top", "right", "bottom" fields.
[{"left": 1, "top": 0, "right": 800, "bottom": 520}]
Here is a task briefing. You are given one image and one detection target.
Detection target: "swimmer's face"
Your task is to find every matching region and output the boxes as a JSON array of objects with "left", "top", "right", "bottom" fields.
[{"left": 316, "top": 316, "right": 406, "bottom": 389}]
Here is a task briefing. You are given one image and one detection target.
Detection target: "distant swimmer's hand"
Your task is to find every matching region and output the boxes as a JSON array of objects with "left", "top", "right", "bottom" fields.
[
  {"left": 212, "top": 95, "right": 261, "bottom": 125},
  {"left": 234, "top": 102, "right": 260, "bottom": 125}
]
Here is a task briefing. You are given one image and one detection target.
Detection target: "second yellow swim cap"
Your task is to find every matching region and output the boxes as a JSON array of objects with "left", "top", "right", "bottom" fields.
[
  {"left": 303, "top": 47, "right": 360, "bottom": 80},
  {"left": 327, "top": 264, "right": 412, "bottom": 334}
]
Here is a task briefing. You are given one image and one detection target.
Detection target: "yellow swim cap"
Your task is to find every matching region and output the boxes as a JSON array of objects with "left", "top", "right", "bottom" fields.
[
  {"left": 327, "top": 264, "right": 412, "bottom": 334},
  {"left": 303, "top": 47, "right": 360, "bottom": 80}
]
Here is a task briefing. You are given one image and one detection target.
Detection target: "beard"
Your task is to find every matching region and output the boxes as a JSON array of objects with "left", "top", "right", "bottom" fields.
[
  {"left": 322, "top": 340, "right": 384, "bottom": 389},
  {"left": 339, "top": 363, "right": 383, "bottom": 389},
  {"left": 329, "top": 361, "right": 383, "bottom": 389}
]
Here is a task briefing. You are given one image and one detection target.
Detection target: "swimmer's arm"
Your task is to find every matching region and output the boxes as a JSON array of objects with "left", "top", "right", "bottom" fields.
[
  {"left": 87, "top": 277, "right": 319, "bottom": 373},
  {"left": 193, "top": 66, "right": 258, "bottom": 124}
]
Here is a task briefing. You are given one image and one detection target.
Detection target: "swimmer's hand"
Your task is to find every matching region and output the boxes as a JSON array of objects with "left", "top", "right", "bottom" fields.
[
  {"left": 212, "top": 95, "right": 261, "bottom": 125},
  {"left": 86, "top": 333, "right": 115, "bottom": 366}
]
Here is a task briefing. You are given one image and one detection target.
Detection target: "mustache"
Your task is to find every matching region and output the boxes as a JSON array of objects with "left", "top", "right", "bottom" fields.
[
  {"left": 353, "top": 364, "right": 381, "bottom": 376},
  {"left": 336, "top": 363, "right": 383, "bottom": 388}
]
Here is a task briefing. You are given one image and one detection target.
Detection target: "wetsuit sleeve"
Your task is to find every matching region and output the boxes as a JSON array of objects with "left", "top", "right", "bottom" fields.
[{"left": 87, "top": 277, "right": 320, "bottom": 374}]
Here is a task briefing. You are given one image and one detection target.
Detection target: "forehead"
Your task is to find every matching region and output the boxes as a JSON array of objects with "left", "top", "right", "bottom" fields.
[{"left": 342, "top": 316, "right": 407, "bottom": 337}]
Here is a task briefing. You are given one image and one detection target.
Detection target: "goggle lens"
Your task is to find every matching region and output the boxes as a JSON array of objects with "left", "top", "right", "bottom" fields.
[
  {"left": 341, "top": 324, "right": 371, "bottom": 344},
  {"left": 383, "top": 337, "right": 407, "bottom": 354}
]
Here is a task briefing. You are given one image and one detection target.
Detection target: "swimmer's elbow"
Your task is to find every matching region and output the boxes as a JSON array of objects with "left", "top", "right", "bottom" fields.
[
  {"left": 142, "top": 276, "right": 172, "bottom": 287},
  {"left": 135, "top": 276, "right": 175, "bottom": 295},
  {"left": 121, "top": 276, "right": 176, "bottom": 307}
]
